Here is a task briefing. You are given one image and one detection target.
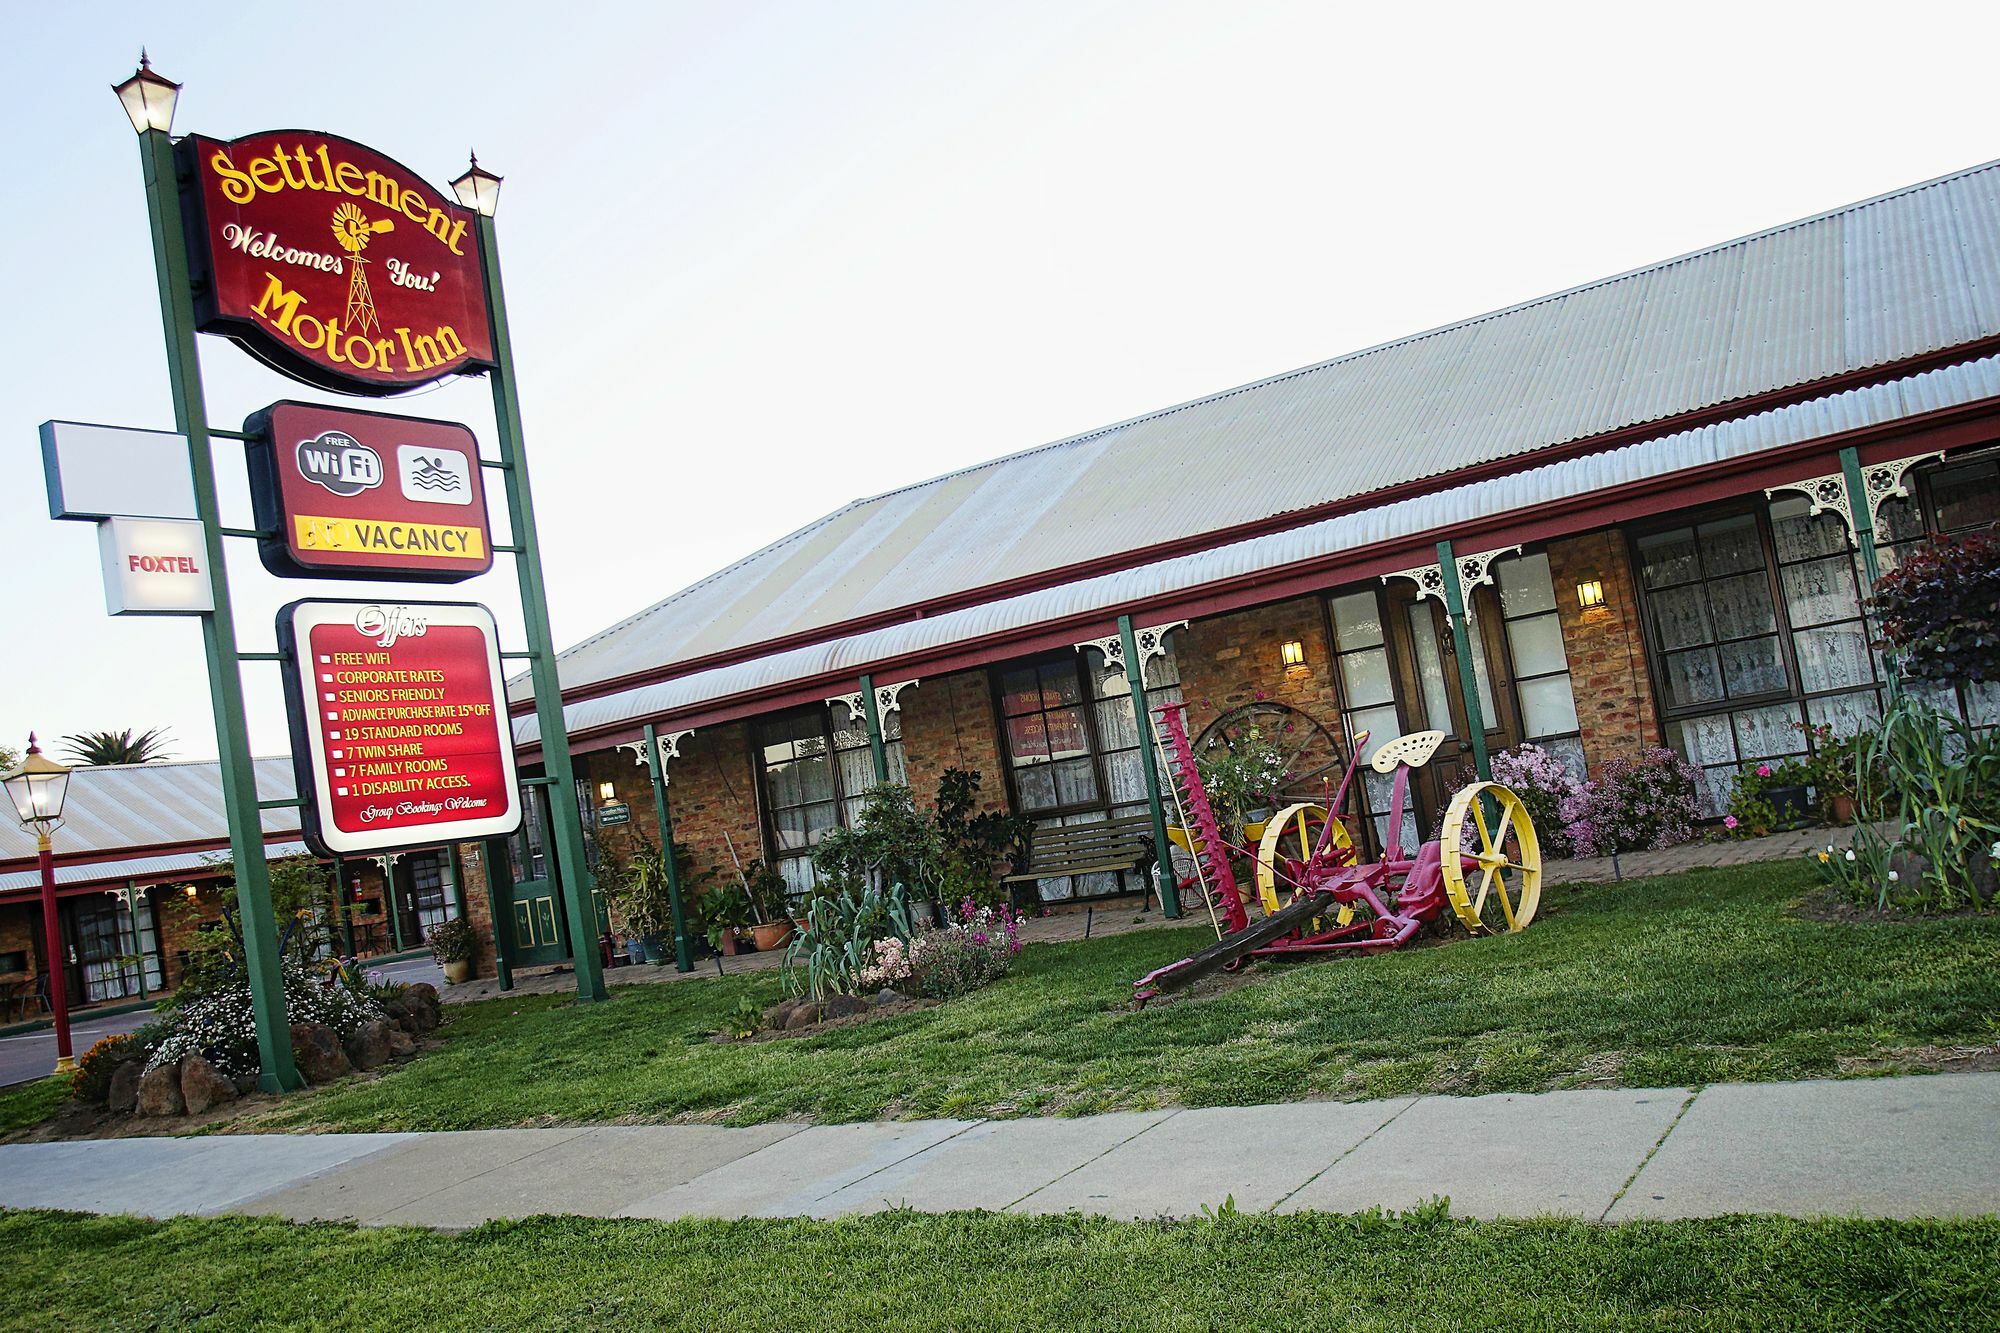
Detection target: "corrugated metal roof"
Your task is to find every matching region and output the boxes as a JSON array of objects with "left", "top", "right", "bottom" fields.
[
  {"left": 537, "top": 160, "right": 2000, "bottom": 699},
  {"left": 517, "top": 350, "right": 2000, "bottom": 747},
  {"left": 0, "top": 759, "right": 299, "bottom": 864},
  {"left": 0, "top": 841, "right": 310, "bottom": 894}
]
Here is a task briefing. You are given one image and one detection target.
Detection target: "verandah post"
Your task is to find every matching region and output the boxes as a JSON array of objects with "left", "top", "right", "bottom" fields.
[
  {"left": 1840, "top": 446, "right": 1900, "bottom": 703},
  {"left": 643, "top": 723, "right": 695, "bottom": 973},
  {"left": 1436, "top": 540, "right": 1493, "bottom": 782},
  {"left": 1119, "top": 615, "right": 1182, "bottom": 919}
]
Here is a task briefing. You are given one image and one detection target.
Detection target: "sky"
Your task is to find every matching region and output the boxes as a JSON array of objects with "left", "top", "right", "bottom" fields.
[{"left": 2, "top": 0, "right": 1998, "bottom": 763}]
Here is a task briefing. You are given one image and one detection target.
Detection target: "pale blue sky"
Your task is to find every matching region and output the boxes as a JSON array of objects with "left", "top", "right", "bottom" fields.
[{"left": 3, "top": 0, "right": 1997, "bottom": 759}]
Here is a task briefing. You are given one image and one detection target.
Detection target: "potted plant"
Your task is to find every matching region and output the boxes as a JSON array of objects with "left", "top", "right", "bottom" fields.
[
  {"left": 698, "top": 883, "right": 756, "bottom": 955},
  {"left": 745, "top": 859, "right": 795, "bottom": 951},
  {"left": 424, "top": 917, "right": 476, "bottom": 985},
  {"left": 1804, "top": 723, "right": 1863, "bottom": 824},
  {"left": 1726, "top": 758, "right": 1816, "bottom": 835}
]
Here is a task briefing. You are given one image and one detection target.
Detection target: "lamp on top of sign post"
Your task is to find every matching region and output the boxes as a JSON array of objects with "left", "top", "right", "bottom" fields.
[
  {"left": 2, "top": 738, "right": 75, "bottom": 1073},
  {"left": 112, "top": 50, "right": 179, "bottom": 134}
]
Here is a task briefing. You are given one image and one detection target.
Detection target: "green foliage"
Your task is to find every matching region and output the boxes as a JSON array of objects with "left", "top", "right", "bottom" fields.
[
  {"left": 742, "top": 859, "right": 790, "bottom": 924},
  {"left": 783, "top": 881, "right": 913, "bottom": 1000},
  {"left": 70, "top": 1031, "right": 147, "bottom": 1104},
  {"left": 230, "top": 859, "right": 2000, "bottom": 1135},
  {"left": 932, "top": 769, "right": 1031, "bottom": 910},
  {"left": 58, "top": 726, "right": 174, "bottom": 766},
  {"left": 1725, "top": 757, "right": 1817, "bottom": 836},
  {"left": 424, "top": 917, "right": 475, "bottom": 965},
  {"left": 1194, "top": 725, "right": 1289, "bottom": 830},
  {"left": 599, "top": 829, "right": 709, "bottom": 940},
  {"left": 1842, "top": 693, "right": 2000, "bottom": 911},
  {"left": 694, "top": 879, "right": 758, "bottom": 950},
  {"left": 812, "top": 784, "right": 941, "bottom": 900},
  {"left": 723, "top": 997, "right": 764, "bottom": 1039}
]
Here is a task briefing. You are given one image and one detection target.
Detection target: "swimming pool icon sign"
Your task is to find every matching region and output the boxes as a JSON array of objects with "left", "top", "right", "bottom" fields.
[{"left": 396, "top": 445, "right": 472, "bottom": 506}]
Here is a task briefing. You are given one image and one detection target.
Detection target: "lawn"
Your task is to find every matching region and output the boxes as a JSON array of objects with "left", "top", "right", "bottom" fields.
[
  {"left": 1, "top": 1206, "right": 1994, "bottom": 1331},
  {"left": 0, "top": 1077, "right": 66, "bottom": 1132},
  {"left": 231, "top": 859, "right": 2000, "bottom": 1133}
]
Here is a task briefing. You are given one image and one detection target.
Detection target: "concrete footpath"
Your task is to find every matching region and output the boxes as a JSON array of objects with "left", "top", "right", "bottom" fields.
[{"left": 2, "top": 1073, "right": 1994, "bottom": 1229}]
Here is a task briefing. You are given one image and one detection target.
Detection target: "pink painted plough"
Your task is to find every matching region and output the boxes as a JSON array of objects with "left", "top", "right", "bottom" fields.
[{"left": 1132, "top": 701, "right": 1543, "bottom": 1005}]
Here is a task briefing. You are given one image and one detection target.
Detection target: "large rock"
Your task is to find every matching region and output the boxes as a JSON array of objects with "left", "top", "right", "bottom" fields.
[
  {"left": 180, "top": 1055, "right": 239, "bottom": 1115},
  {"left": 289, "top": 1023, "right": 353, "bottom": 1085},
  {"left": 783, "top": 1001, "right": 823, "bottom": 1030},
  {"left": 345, "top": 1019, "right": 394, "bottom": 1071},
  {"left": 403, "top": 998, "right": 439, "bottom": 1035},
  {"left": 136, "top": 1063, "right": 185, "bottom": 1117},
  {"left": 765, "top": 998, "right": 801, "bottom": 1029},
  {"left": 873, "top": 988, "right": 909, "bottom": 1007},
  {"left": 823, "top": 994, "right": 869, "bottom": 1020},
  {"left": 387, "top": 1027, "right": 417, "bottom": 1058},
  {"left": 106, "top": 1060, "right": 143, "bottom": 1114},
  {"left": 407, "top": 982, "right": 441, "bottom": 1009}
]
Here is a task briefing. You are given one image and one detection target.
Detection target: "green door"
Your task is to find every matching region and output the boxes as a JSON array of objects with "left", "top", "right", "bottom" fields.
[{"left": 506, "top": 786, "right": 570, "bottom": 967}]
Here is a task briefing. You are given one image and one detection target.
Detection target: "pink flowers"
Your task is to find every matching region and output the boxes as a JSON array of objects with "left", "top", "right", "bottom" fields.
[
  {"left": 1756, "top": 764, "right": 1772, "bottom": 778},
  {"left": 1723, "top": 815, "right": 1739, "bottom": 829}
]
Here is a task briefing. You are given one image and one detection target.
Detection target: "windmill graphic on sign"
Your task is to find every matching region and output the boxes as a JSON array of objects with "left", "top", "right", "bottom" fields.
[{"left": 330, "top": 202, "right": 395, "bottom": 335}]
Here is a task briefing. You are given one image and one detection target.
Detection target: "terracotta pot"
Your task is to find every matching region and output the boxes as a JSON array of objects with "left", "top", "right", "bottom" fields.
[
  {"left": 1829, "top": 793, "right": 1857, "bottom": 825},
  {"left": 717, "top": 931, "right": 739, "bottom": 956},
  {"left": 442, "top": 958, "right": 472, "bottom": 985},
  {"left": 752, "top": 922, "right": 793, "bottom": 952}
]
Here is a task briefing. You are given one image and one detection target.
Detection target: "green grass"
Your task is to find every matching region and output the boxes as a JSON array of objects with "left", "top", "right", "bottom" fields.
[
  {"left": 232, "top": 859, "right": 2000, "bottom": 1133},
  {"left": 0, "top": 1077, "right": 67, "bottom": 1132},
  {"left": 1, "top": 1206, "right": 1994, "bottom": 1330}
]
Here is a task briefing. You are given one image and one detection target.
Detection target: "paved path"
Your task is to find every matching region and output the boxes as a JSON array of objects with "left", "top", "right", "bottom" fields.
[{"left": 3, "top": 1073, "right": 1993, "bottom": 1228}]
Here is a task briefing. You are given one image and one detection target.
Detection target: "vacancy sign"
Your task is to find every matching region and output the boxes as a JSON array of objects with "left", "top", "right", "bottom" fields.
[
  {"left": 96, "top": 518, "right": 215, "bottom": 615},
  {"left": 246, "top": 401, "right": 492, "bottom": 582},
  {"left": 279, "top": 599, "right": 520, "bottom": 856}
]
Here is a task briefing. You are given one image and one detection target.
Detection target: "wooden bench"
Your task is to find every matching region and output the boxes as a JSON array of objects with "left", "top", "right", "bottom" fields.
[{"left": 1002, "top": 813, "right": 1158, "bottom": 905}]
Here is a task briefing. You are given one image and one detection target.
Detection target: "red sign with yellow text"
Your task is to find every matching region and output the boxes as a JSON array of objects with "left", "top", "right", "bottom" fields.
[
  {"left": 245, "top": 401, "right": 493, "bottom": 582},
  {"left": 279, "top": 600, "right": 521, "bottom": 857},
  {"left": 178, "top": 131, "right": 495, "bottom": 394}
]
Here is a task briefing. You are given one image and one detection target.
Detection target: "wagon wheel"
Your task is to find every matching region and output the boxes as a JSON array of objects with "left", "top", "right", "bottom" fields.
[
  {"left": 1253, "top": 802, "right": 1353, "bottom": 920},
  {"left": 1439, "top": 782, "right": 1542, "bottom": 935},
  {"left": 1194, "top": 702, "right": 1346, "bottom": 807}
]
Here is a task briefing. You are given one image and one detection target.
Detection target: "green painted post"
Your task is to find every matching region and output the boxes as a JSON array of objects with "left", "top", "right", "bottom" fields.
[
  {"left": 481, "top": 838, "right": 515, "bottom": 992},
  {"left": 1840, "top": 446, "right": 1899, "bottom": 703},
  {"left": 134, "top": 127, "right": 299, "bottom": 1091},
  {"left": 1119, "top": 616, "right": 1182, "bottom": 919},
  {"left": 125, "top": 883, "right": 147, "bottom": 1002},
  {"left": 643, "top": 724, "right": 695, "bottom": 973},
  {"left": 1436, "top": 541, "right": 1492, "bottom": 781},
  {"left": 333, "top": 858, "right": 357, "bottom": 959},
  {"left": 472, "top": 211, "right": 607, "bottom": 1003},
  {"left": 448, "top": 846, "right": 469, "bottom": 920},
  {"left": 858, "top": 674, "right": 890, "bottom": 785},
  {"left": 383, "top": 856, "right": 405, "bottom": 953}
]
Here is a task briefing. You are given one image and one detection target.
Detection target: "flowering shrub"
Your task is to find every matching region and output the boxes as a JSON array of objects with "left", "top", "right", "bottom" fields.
[
  {"left": 1573, "top": 747, "right": 1702, "bottom": 856},
  {"left": 901, "top": 901, "right": 1026, "bottom": 999},
  {"left": 858, "top": 936, "right": 911, "bottom": 989},
  {"left": 72, "top": 1031, "right": 149, "bottom": 1103},
  {"left": 1870, "top": 532, "right": 2000, "bottom": 683},
  {"left": 1488, "top": 744, "right": 1587, "bottom": 858},
  {"left": 1195, "top": 726, "right": 1291, "bottom": 830},
  {"left": 1724, "top": 758, "right": 1816, "bottom": 836},
  {"left": 143, "top": 959, "right": 383, "bottom": 1081}
]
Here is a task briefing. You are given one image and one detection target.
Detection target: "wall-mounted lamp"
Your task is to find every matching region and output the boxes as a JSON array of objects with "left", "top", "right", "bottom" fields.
[
  {"left": 1280, "top": 640, "right": 1307, "bottom": 669},
  {"left": 184, "top": 884, "right": 198, "bottom": 899},
  {"left": 598, "top": 780, "right": 616, "bottom": 802},
  {"left": 1575, "top": 579, "right": 1606, "bottom": 610}
]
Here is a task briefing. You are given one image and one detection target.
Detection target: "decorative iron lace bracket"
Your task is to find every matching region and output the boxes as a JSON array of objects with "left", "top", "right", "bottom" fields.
[
  {"left": 1074, "top": 620, "right": 1187, "bottom": 677},
  {"left": 617, "top": 728, "right": 695, "bottom": 785},
  {"left": 1763, "top": 451, "right": 1943, "bottom": 541},
  {"left": 826, "top": 678, "right": 920, "bottom": 727},
  {"left": 1381, "top": 546, "right": 1520, "bottom": 620}
]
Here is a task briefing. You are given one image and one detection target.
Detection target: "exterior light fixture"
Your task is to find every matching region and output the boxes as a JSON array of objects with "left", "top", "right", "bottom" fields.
[
  {"left": 185, "top": 884, "right": 198, "bottom": 898},
  {"left": 2, "top": 736, "right": 75, "bottom": 1073},
  {"left": 598, "top": 781, "right": 616, "bottom": 802},
  {"left": 1280, "top": 640, "right": 1307, "bottom": 668},
  {"left": 1575, "top": 579, "right": 1606, "bottom": 610},
  {"left": 450, "top": 151, "right": 503, "bottom": 218},
  {"left": 112, "top": 50, "right": 181, "bottom": 135}
]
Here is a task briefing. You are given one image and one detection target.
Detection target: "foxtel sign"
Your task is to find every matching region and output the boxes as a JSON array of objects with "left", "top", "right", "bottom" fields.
[{"left": 178, "top": 131, "right": 496, "bottom": 395}]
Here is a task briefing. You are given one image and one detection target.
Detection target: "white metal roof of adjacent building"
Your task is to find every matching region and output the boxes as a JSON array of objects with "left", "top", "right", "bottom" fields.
[
  {"left": 532, "top": 159, "right": 2000, "bottom": 700},
  {"left": 0, "top": 758, "right": 299, "bottom": 865}
]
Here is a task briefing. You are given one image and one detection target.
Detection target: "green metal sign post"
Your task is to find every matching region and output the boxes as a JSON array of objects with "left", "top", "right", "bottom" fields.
[
  {"left": 472, "top": 212, "right": 608, "bottom": 1004},
  {"left": 133, "top": 123, "right": 300, "bottom": 1092},
  {"left": 1436, "top": 540, "right": 1493, "bottom": 782},
  {"left": 642, "top": 724, "right": 695, "bottom": 972},
  {"left": 1119, "top": 615, "right": 1182, "bottom": 919}
]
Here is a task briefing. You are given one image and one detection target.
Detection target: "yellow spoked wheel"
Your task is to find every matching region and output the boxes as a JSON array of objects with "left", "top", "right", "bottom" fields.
[
  {"left": 1440, "top": 782, "right": 1542, "bottom": 935},
  {"left": 1255, "top": 803, "right": 1353, "bottom": 917}
]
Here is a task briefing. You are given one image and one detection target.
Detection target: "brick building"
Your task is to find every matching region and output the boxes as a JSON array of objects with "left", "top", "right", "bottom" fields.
[
  {"left": 0, "top": 759, "right": 495, "bottom": 1021},
  {"left": 490, "top": 159, "right": 2000, "bottom": 966}
]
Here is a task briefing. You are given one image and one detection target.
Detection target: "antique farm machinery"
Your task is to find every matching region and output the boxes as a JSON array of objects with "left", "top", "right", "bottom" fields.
[{"left": 1132, "top": 701, "right": 1542, "bottom": 1005}]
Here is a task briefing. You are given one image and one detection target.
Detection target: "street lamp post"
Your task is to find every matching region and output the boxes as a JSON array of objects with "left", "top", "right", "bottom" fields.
[{"left": 3, "top": 736, "right": 75, "bottom": 1074}]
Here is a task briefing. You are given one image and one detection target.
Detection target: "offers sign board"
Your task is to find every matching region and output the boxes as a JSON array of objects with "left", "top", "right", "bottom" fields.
[
  {"left": 279, "top": 600, "right": 521, "bottom": 856},
  {"left": 246, "top": 402, "right": 492, "bottom": 582},
  {"left": 178, "top": 131, "right": 495, "bottom": 395}
]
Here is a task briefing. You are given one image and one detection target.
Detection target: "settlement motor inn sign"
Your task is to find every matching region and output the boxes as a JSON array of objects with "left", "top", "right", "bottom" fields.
[
  {"left": 246, "top": 402, "right": 493, "bottom": 582},
  {"left": 279, "top": 600, "right": 521, "bottom": 857},
  {"left": 180, "top": 131, "right": 495, "bottom": 394}
]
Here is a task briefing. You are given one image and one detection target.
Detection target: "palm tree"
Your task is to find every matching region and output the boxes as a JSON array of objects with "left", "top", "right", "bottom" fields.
[{"left": 60, "top": 727, "right": 175, "bottom": 766}]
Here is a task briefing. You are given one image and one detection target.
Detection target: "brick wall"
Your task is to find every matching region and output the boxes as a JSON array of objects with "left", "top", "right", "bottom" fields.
[
  {"left": 454, "top": 842, "right": 499, "bottom": 978},
  {"left": 580, "top": 723, "right": 763, "bottom": 903},
  {"left": 898, "top": 669, "right": 1010, "bottom": 814},
  {"left": 0, "top": 901, "right": 38, "bottom": 987},
  {"left": 1175, "top": 596, "right": 1347, "bottom": 745},
  {"left": 1546, "top": 529, "right": 1661, "bottom": 771}
]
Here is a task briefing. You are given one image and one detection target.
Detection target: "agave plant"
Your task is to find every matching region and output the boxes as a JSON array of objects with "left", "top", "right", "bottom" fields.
[
  {"left": 783, "top": 881, "right": 913, "bottom": 1000},
  {"left": 1856, "top": 694, "right": 2000, "bottom": 911},
  {"left": 60, "top": 727, "right": 174, "bottom": 766}
]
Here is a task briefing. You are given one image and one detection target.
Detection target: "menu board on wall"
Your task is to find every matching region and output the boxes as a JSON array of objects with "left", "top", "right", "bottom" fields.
[{"left": 279, "top": 599, "right": 521, "bottom": 856}]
